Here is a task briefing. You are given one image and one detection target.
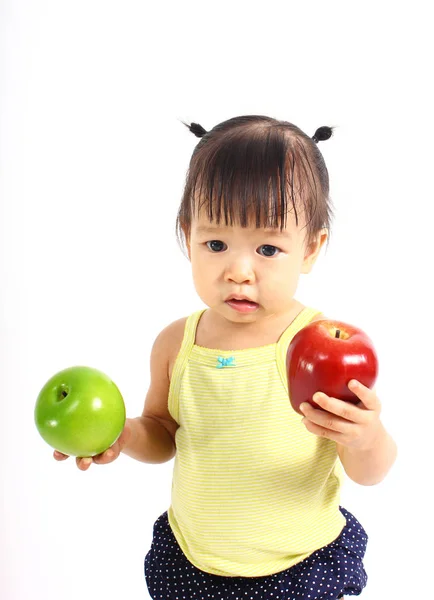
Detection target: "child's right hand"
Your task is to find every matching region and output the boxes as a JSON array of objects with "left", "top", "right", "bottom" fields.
[{"left": 53, "top": 420, "right": 132, "bottom": 471}]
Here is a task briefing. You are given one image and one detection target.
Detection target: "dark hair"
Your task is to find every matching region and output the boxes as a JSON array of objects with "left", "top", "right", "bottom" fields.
[{"left": 176, "top": 115, "right": 334, "bottom": 253}]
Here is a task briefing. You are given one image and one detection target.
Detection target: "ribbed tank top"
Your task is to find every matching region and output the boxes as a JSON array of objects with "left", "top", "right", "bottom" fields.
[{"left": 167, "top": 306, "right": 346, "bottom": 577}]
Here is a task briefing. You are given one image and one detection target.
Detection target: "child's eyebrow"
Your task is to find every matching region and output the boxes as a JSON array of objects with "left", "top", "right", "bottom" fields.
[
  {"left": 263, "top": 229, "right": 292, "bottom": 238},
  {"left": 194, "top": 226, "right": 223, "bottom": 235},
  {"left": 195, "top": 225, "right": 292, "bottom": 238}
]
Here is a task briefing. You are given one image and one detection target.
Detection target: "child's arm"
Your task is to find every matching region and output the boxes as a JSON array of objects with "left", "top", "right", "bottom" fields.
[
  {"left": 121, "top": 416, "right": 176, "bottom": 464},
  {"left": 300, "top": 380, "right": 397, "bottom": 486},
  {"left": 336, "top": 421, "right": 397, "bottom": 486},
  {"left": 121, "top": 324, "right": 179, "bottom": 464}
]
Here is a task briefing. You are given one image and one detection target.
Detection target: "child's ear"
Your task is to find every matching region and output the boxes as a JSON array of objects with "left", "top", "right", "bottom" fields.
[{"left": 301, "top": 229, "right": 328, "bottom": 274}]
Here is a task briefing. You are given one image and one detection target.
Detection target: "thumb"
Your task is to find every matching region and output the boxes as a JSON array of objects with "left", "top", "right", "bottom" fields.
[
  {"left": 116, "top": 420, "right": 132, "bottom": 450},
  {"left": 100, "top": 419, "right": 132, "bottom": 457},
  {"left": 91, "top": 420, "right": 132, "bottom": 465}
]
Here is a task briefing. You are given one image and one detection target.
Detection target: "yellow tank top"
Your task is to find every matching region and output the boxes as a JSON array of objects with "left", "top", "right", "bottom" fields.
[{"left": 167, "top": 306, "right": 346, "bottom": 577}]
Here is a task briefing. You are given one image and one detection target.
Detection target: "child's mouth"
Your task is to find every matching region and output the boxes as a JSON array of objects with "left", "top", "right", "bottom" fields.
[{"left": 225, "top": 299, "right": 259, "bottom": 313}]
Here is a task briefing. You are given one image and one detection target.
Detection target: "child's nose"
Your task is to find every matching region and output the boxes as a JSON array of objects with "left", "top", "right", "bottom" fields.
[{"left": 224, "top": 256, "right": 256, "bottom": 284}]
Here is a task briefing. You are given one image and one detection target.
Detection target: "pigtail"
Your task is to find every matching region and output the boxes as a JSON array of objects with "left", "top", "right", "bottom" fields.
[
  {"left": 183, "top": 121, "right": 208, "bottom": 138},
  {"left": 185, "top": 121, "right": 332, "bottom": 143},
  {"left": 312, "top": 126, "right": 334, "bottom": 143}
]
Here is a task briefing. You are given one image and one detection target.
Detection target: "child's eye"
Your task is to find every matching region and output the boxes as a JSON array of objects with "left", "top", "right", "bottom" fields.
[
  {"left": 257, "top": 244, "right": 280, "bottom": 257},
  {"left": 206, "top": 240, "right": 227, "bottom": 252}
]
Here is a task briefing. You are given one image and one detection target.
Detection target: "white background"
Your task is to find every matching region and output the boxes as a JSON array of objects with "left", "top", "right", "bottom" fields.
[{"left": 1, "top": 1, "right": 433, "bottom": 599}]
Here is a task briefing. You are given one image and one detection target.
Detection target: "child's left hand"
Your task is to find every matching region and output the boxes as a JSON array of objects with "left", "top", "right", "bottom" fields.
[{"left": 299, "top": 380, "right": 383, "bottom": 451}]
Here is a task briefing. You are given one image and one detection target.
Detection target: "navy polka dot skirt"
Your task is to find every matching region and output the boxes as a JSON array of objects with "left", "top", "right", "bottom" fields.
[{"left": 144, "top": 506, "right": 368, "bottom": 600}]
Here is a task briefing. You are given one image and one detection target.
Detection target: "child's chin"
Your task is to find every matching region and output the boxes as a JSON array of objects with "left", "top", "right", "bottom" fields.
[{"left": 223, "top": 305, "right": 261, "bottom": 321}]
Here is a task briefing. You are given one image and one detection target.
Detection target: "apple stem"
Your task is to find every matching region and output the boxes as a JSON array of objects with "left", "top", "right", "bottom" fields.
[
  {"left": 57, "top": 389, "right": 69, "bottom": 402},
  {"left": 335, "top": 329, "right": 341, "bottom": 339}
]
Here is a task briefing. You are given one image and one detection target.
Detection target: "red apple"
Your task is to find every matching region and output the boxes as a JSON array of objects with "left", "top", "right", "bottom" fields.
[{"left": 286, "top": 319, "right": 379, "bottom": 415}]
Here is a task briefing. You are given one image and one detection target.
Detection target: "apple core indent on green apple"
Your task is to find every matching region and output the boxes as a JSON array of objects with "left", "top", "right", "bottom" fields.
[{"left": 34, "top": 366, "right": 126, "bottom": 458}]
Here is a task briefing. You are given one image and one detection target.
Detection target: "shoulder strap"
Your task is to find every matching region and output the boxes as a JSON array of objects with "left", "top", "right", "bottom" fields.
[
  {"left": 276, "top": 307, "right": 323, "bottom": 393},
  {"left": 278, "top": 307, "right": 322, "bottom": 349},
  {"left": 168, "top": 309, "right": 206, "bottom": 423},
  {"left": 178, "top": 309, "right": 206, "bottom": 354}
]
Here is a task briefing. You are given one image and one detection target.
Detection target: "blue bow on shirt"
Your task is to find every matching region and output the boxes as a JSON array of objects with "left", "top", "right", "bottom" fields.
[{"left": 216, "top": 356, "right": 236, "bottom": 369}]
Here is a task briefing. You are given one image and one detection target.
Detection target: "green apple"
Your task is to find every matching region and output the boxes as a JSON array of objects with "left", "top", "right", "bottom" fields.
[{"left": 35, "top": 366, "right": 126, "bottom": 457}]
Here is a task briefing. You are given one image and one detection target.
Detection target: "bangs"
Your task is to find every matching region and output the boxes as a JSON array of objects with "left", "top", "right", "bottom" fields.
[{"left": 184, "top": 126, "right": 319, "bottom": 232}]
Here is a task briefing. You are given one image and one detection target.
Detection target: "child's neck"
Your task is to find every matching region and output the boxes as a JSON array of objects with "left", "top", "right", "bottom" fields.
[{"left": 195, "top": 300, "right": 305, "bottom": 351}]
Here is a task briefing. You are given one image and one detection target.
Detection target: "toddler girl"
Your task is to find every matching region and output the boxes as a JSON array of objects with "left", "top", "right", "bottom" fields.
[{"left": 55, "top": 115, "right": 397, "bottom": 599}]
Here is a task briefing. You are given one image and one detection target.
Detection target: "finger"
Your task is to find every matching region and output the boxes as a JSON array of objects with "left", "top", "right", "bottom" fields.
[
  {"left": 53, "top": 450, "right": 69, "bottom": 461},
  {"left": 310, "top": 393, "right": 369, "bottom": 424},
  {"left": 92, "top": 448, "right": 117, "bottom": 465},
  {"left": 302, "top": 417, "right": 347, "bottom": 443},
  {"left": 300, "top": 401, "right": 354, "bottom": 434},
  {"left": 347, "top": 380, "right": 381, "bottom": 411},
  {"left": 76, "top": 457, "right": 93, "bottom": 471}
]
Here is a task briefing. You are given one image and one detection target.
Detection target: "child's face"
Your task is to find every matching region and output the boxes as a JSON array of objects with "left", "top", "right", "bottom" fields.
[{"left": 187, "top": 211, "right": 327, "bottom": 324}]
